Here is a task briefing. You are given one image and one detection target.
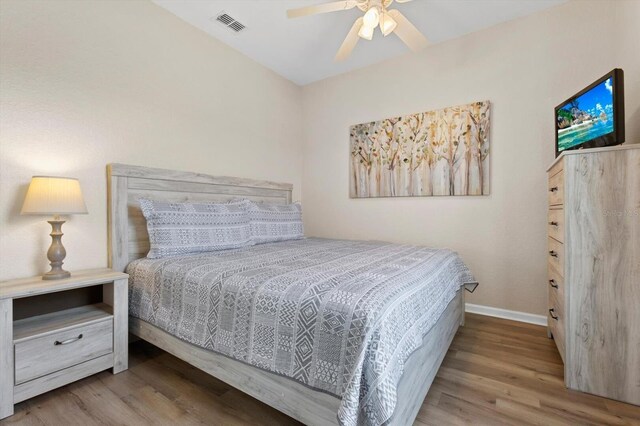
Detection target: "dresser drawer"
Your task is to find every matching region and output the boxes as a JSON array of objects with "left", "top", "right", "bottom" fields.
[
  {"left": 548, "top": 159, "right": 563, "bottom": 179},
  {"left": 548, "top": 171, "right": 564, "bottom": 206},
  {"left": 547, "top": 208, "right": 564, "bottom": 243},
  {"left": 548, "top": 263, "right": 564, "bottom": 303},
  {"left": 548, "top": 287, "right": 565, "bottom": 363},
  {"left": 548, "top": 237, "right": 564, "bottom": 275},
  {"left": 14, "top": 317, "right": 113, "bottom": 384}
]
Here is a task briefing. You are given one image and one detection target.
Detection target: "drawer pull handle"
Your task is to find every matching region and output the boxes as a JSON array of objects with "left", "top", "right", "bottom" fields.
[
  {"left": 548, "top": 221, "right": 558, "bottom": 227},
  {"left": 54, "top": 334, "right": 83, "bottom": 346},
  {"left": 549, "top": 279, "right": 558, "bottom": 288},
  {"left": 549, "top": 250, "right": 558, "bottom": 258},
  {"left": 549, "top": 186, "right": 559, "bottom": 193},
  {"left": 549, "top": 309, "right": 559, "bottom": 320}
]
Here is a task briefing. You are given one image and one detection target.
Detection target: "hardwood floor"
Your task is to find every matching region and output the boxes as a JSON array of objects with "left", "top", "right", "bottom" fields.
[{"left": 2, "top": 313, "right": 639, "bottom": 425}]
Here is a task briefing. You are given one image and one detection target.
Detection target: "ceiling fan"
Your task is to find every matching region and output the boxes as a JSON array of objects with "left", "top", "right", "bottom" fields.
[{"left": 286, "top": 0, "right": 428, "bottom": 61}]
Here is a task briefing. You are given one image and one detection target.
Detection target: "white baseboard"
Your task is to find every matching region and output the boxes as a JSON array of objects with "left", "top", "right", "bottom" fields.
[{"left": 465, "top": 303, "right": 547, "bottom": 326}]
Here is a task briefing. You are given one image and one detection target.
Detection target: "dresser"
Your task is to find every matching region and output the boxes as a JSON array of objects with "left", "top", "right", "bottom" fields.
[{"left": 546, "top": 144, "right": 640, "bottom": 406}]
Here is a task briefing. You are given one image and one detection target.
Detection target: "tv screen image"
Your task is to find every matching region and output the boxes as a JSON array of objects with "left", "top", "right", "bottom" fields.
[
  {"left": 554, "top": 69, "right": 624, "bottom": 157},
  {"left": 556, "top": 79, "right": 614, "bottom": 151}
]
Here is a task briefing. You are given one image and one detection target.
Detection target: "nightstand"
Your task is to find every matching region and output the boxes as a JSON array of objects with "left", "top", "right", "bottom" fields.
[{"left": 0, "top": 268, "right": 128, "bottom": 419}]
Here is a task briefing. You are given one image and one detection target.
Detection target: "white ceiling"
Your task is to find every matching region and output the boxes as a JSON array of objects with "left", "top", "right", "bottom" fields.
[{"left": 153, "top": 0, "right": 566, "bottom": 86}]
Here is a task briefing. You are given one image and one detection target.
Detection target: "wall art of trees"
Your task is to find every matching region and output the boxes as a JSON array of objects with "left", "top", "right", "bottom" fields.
[{"left": 350, "top": 101, "right": 491, "bottom": 198}]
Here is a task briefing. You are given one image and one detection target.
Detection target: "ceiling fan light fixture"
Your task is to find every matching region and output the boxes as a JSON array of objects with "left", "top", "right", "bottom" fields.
[
  {"left": 379, "top": 11, "right": 397, "bottom": 36},
  {"left": 362, "top": 6, "right": 380, "bottom": 28},
  {"left": 358, "top": 23, "right": 374, "bottom": 40},
  {"left": 286, "top": 0, "right": 428, "bottom": 61}
]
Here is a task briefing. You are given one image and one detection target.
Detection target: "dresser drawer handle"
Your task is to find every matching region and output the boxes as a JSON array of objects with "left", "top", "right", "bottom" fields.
[
  {"left": 54, "top": 334, "right": 83, "bottom": 346},
  {"left": 549, "top": 186, "right": 559, "bottom": 193},
  {"left": 549, "top": 309, "right": 559, "bottom": 320},
  {"left": 548, "top": 221, "right": 559, "bottom": 227},
  {"left": 549, "top": 279, "right": 558, "bottom": 288},
  {"left": 549, "top": 250, "right": 558, "bottom": 258}
]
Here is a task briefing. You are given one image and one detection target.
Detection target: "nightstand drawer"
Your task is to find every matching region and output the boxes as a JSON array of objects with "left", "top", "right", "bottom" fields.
[{"left": 14, "top": 317, "right": 113, "bottom": 385}]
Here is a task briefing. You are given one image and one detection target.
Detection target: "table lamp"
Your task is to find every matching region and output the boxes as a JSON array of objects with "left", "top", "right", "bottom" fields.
[{"left": 21, "top": 176, "right": 88, "bottom": 280}]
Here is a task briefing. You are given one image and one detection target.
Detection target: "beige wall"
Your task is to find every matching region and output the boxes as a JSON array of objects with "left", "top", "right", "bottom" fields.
[
  {"left": 301, "top": 0, "right": 640, "bottom": 315},
  {"left": 0, "top": 0, "right": 302, "bottom": 280}
]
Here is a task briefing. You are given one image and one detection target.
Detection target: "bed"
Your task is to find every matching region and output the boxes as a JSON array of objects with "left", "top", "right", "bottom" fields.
[{"left": 107, "top": 163, "right": 476, "bottom": 426}]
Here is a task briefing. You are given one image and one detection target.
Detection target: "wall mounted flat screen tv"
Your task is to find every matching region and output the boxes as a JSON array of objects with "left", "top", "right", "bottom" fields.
[{"left": 555, "top": 69, "right": 624, "bottom": 157}]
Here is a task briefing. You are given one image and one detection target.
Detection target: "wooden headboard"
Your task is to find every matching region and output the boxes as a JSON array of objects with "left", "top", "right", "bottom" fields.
[{"left": 107, "top": 163, "right": 293, "bottom": 272}]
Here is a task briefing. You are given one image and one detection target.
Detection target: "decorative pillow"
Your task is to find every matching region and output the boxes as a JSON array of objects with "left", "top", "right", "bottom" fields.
[
  {"left": 242, "top": 200, "right": 304, "bottom": 244},
  {"left": 138, "top": 198, "right": 254, "bottom": 258}
]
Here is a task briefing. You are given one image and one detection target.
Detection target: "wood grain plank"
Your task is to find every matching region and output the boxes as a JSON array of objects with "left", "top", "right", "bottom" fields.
[
  {"left": 13, "top": 304, "right": 111, "bottom": 342},
  {"left": 29, "top": 390, "right": 105, "bottom": 425},
  {"left": 495, "top": 398, "right": 579, "bottom": 426},
  {"left": 127, "top": 357, "right": 270, "bottom": 425},
  {"left": 120, "top": 385, "right": 202, "bottom": 425},
  {"left": 0, "top": 299, "right": 13, "bottom": 419},
  {"left": 128, "top": 177, "right": 289, "bottom": 198},
  {"left": 564, "top": 147, "right": 640, "bottom": 405},
  {"left": 103, "top": 278, "right": 128, "bottom": 374},
  {"left": 108, "top": 163, "right": 293, "bottom": 191},
  {"left": 126, "top": 189, "right": 287, "bottom": 205},
  {"left": 13, "top": 354, "right": 113, "bottom": 404},
  {"left": 546, "top": 143, "right": 640, "bottom": 172},
  {"left": 63, "top": 378, "right": 150, "bottom": 425},
  {"left": 0, "top": 270, "right": 128, "bottom": 301},
  {"left": 107, "top": 175, "right": 129, "bottom": 273}
]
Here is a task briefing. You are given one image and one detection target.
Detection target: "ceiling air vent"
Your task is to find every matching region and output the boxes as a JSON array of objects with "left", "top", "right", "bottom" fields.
[
  {"left": 215, "top": 13, "right": 246, "bottom": 33},
  {"left": 228, "top": 21, "right": 245, "bottom": 32}
]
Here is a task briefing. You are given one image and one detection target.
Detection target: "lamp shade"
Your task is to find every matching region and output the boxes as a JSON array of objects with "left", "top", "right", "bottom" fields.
[{"left": 21, "top": 176, "right": 88, "bottom": 215}]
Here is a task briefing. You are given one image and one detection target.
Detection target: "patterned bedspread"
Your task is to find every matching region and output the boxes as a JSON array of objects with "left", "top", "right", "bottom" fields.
[{"left": 127, "top": 238, "right": 474, "bottom": 425}]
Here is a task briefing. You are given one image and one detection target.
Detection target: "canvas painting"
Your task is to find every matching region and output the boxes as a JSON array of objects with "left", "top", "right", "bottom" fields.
[{"left": 350, "top": 101, "right": 490, "bottom": 198}]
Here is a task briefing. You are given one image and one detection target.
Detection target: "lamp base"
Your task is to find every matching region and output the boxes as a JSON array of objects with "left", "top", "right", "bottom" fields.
[
  {"left": 42, "top": 219, "right": 71, "bottom": 281},
  {"left": 43, "top": 269, "right": 71, "bottom": 280}
]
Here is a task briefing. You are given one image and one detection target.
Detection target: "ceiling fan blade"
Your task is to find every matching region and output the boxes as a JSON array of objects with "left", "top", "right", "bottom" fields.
[
  {"left": 287, "top": 0, "right": 358, "bottom": 19},
  {"left": 335, "top": 17, "right": 363, "bottom": 61},
  {"left": 387, "top": 9, "right": 429, "bottom": 51}
]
